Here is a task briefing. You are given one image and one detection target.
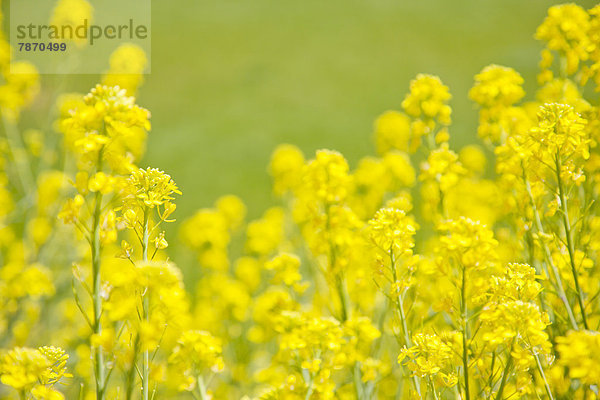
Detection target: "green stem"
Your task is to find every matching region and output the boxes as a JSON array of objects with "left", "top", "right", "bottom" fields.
[
  {"left": 534, "top": 353, "right": 554, "bottom": 400},
  {"left": 427, "top": 130, "right": 436, "bottom": 151},
  {"left": 487, "top": 351, "right": 496, "bottom": 395},
  {"left": 397, "top": 303, "right": 419, "bottom": 396},
  {"left": 390, "top": 249, "right": 421, "bottom": 397},
  {"left": 364, "top": 297, "right": 390, "bottom": 399},
  {"left": 324, "top": 203, "right": 361, "bottom": 400},
  {"left": 461, "top": 266, "right": 470, "bottom": 400},
  {"left": 428, "top": 376, "right": 440, "bottom": 400},
  {"left": 336, "top": 275, "right": 349, "bottom": 322},
  {"left": 197, "top": 375, "right": 208, "bottom": 400},
  {"left": 494, "top": 351, "right": 512, "bottom": 400},
  {"left": 524, "top": 171, "right": 579, "bottom": 330},
  {"left": 555, "top": 154, "right": 589, "bottom": 329},
  {"left": 325, "top": 202, "right": 349, "bottom": 322},
  {"left": 91, "top": 154, "right": 105, "bottom": 400},
  {"left": 304, "top": 374, "right": 314, "bottom": 400},
  {"left": 125, "top": 335, "right": 140, "bottom": 400},
  {"left": 353, "top": 363, "right": 364, "bottom": 400},
  {"left": 1, "top": 113, "right": 35, "bottom": 195},
  {"left": 559, "top": 54, "right": 568, "bottom": 81},
  {"left": 142, "top": 208, "right": 150, "bottom": 400},
  {"left": 438, "top": 186, "right": 446, "bottom": 219}
]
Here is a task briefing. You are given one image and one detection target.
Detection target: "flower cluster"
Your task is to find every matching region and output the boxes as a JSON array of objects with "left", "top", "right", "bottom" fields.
[
  {"left": 0, "top": 346, "right": 71, "bottom": 398},
  {"left": 398, "top": 332, "right": 459, "bottom": 387},
  {"left": 168, "top": 330, "right": 224, "bottom": 394},
  {"left": 59, "top": 84, "right": 150, "bottom": 172},
  {"left": 556, "top": 330, "right": 600, "bottom": 386},
  {"left": 5, "top": 3, "right": 600, "bottom": 400},
  {"left": 469, "top": 64, "right": 525, "bottom": 143}
]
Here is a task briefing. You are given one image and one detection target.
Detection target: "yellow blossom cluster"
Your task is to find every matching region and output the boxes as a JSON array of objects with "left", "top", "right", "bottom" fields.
[
  {"left": 556, "top": 330, "right": 600, "bottom": 386},
  {"left": 5, "top": 3, "right": 600, "bottom": 400},
  {"left": 469, "top": 64, "right": 525, "bottom": 143},
  {"left": 0, "top": 346, "right": 70, "bottom": 399},
  {"left": 398, "top": 332, "right": 459, "bottom": 387}
]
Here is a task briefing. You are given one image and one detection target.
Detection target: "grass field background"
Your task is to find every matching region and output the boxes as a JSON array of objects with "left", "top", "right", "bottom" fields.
[{"left": 65, "top": 0, "right": 596, "bottom": 220}]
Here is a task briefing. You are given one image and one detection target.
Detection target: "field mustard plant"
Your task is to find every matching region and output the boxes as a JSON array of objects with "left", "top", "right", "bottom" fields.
[{"left": 3, "top": 3, "right": 600, "bottom": 400}]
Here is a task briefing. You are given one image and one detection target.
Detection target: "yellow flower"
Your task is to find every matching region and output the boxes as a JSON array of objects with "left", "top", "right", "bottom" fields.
[
  {"left": 169, "top": 330, "right": 224, "bottom": 391},
  {"left": 470, "top": 65, "right": 527, "bottom": 143},
  {"left": 0, "top": 346, "right": 70, "bottom": 393},
  {"left": 374, "top": 110, "right": 414, "bottom": 154},
  {"left": 436, "top": 217, "right": 498, "bottom": 272},
  {"left": 537, "top": 78, "right": 590, "bottom": 112},
  {"left": 59, "top": 85, "right": 151, "bottom": 172},
  {"left": 556, "top": 330, "right": 600, "bottom": 385},
  {"left": 153, "top": 231, "right": 169, "bottom": 250},
  {"left": 349, "top": 156, "right": 389, "bottom": 218},
  {"left": 487, "top": 263, "right": 542, "bottom": 303},
  {"left": 245, "top": 207, "right": 285, "bottom": 257},
  {"left": 1, "top": 262, "right": 55, "bottom": 299},
  {"left": 481, "top": 300, "right": 550, "bottom": 354},
  {"left": 459, "top": 145, "right": 486, "bottom": 176},
  {"left": 368, "top": 208, "right": 417, "bottom": 255},
  {"left": 234, "top": 257, "right": 262, "bottom": 292},
  {"left": 273, "top": 311, "right": 354, "bottom": 397},
  {"left": 302, "top": 149, "right": 350, "bottom": 204},
  {"left": 470, "top": 64, "right": 525, "bottom": 108},
  {"left": 398, "top": 332, "right": 458, "bottom": 385},
  {"left": 269, "top": 144, "right": 305, "bottom": 196},
  {"left": 27, "top": 217, "right": 52, "bottom": 248},
  {"left": 50, "top": 0, "right": 93, "bottom": 47},
  {"left": 419, "top": 143, "right": 466, "bottom": 192},
  {"left": 529, "top": 103, "right": 589, "bottom": 160},
  {"left": 536, "top": 4, "right": 591, "bottom": 75},
  {"left": 36, "top": 171, "right": 67, "bottom": 215},
  {"left": 30, "top": 385, "right": 65, "bottom": 400},
  {"left": 0, "top": 62, "right": 40, "bottom": 119},
  {"left": 136, "top": 261, "right": 183, "bottom": 291},
  {"left": 37, "top": 347, "right": 71, "bottom": 385},
  {"left": 88, "top": 171, "right": 115, "bottom": 194},
  {"left": 402, "top": 74, "right": 452, "bottom": 125},
  {"left": 215, "top": 194, "right": 246, "bottom": 231},
  {"left": 0, "top": 347, "right": 49, "bottom": 390},
  {"left": 102, "top": 44, "right": 148, "bottom": 95},
  {"left": 124, "top": 167, "right": 181, "bottom": 209},
  {"left": 383, "top": 151, "right": 416, "bottom": 188},
  {"left": 265, "top": 253, "right": 304, "bottom": 288},
  {"left": 181, "top": 208, "right": 231, "bottom": 270}
]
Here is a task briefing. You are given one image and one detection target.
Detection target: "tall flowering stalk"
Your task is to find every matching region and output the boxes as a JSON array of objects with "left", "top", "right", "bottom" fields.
[
  {"left": 7, "top": 2, "right": 600, "bottom": 400},
  {"left": 369, "top": 207, "right": 422, "bottom": 397},
  {"left": 294, "top": 150, "right": 361, "bottom": 323},
  {"left": 58, "top": 85, "right": 150, "bottom": 399},
  {"left": 120, "top": 167, "right": 180, "bottom": 399},
  {"left": 435, "top": 218, "right": 499, "bottom": 400},
  {"left": 529, "top": 103, "right": 591, "bottom": 328},
  {"left": 90, "top": 151, "right": 106, "bottom": 399}
]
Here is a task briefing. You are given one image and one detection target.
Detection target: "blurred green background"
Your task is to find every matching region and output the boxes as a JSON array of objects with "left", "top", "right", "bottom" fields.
[{"left": 59, "top": 0, "right": 598, "bottom": 219}]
